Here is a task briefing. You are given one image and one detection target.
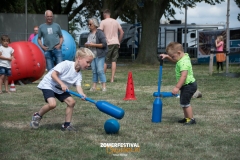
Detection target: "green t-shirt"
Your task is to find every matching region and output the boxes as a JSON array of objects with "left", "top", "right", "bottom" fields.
[{"left": 175, "top": 53, "right": 195, "bottom": 85}]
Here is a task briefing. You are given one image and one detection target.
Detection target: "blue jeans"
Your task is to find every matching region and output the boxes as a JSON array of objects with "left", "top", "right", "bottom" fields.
[
  {"left": 0, "top": 67, "right": 11, "bottom": 76},
  {"left": 44, "top": 48, "right": 63, "bottom": 71},
  {"left": 91, "top": 57, "right": 106, "bottom": 83}
]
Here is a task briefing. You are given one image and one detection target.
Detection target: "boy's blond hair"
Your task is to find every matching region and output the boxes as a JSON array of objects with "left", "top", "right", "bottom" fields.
[
  {"left": 166, "top": 42, "right": 184, "bottom": 54},
  {"left": 75, "top": 47, "right": 95, "bottom": 59}
]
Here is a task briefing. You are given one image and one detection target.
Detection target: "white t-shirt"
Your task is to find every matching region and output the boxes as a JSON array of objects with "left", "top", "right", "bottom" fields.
[
  {"left": 0, "top": 46, "right": 14, "bottom": 68},
  {"left": 87, "top": 33, "right": 97, "bottom": 56},
  {"left": 37, "top": 60, "right": 82, "bottom": 94}
]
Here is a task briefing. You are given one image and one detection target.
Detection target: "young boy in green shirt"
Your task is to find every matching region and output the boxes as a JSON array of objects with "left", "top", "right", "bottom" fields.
[{"left": 160, "top": 42, "right": 197, "bottom": 125}]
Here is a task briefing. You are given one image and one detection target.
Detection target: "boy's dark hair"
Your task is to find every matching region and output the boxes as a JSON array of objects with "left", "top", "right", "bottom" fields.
[
  {"left": 1, "top": 35, "right": 10, "bottom": 43},
  {"left": 103, "top": 9, "right": 111, "bottom": 15}
]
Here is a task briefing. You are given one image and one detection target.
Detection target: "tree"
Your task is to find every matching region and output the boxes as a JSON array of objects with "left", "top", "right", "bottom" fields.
[
  {"left": 0, "top": 0, "right": 89, "bottom": 44},
  {"left": 235, "top": 0, "right": 240, "bottom": 21},
  {"left": 77, "top": 0, "right": 226, "bottom": 64},
  {"left": 133, "top": 0, "right": 169, "bottom": 64},
  {"left": 119, "top": 0, "right": 225, "bottom": 64},
  {"left": 1, "top": 0, "right": 228, "bottom": 64}
]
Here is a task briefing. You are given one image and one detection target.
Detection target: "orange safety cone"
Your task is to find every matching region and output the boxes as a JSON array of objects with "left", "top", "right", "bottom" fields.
[
  {"left": 10, "top": 81, "right": 16, "bottom": 92},
  {"left": 123, "top": 71, "right": 137, "bottom": 100}
]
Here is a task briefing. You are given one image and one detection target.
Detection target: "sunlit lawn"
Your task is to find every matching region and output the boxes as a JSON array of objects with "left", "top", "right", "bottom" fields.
[{"left": 0, "top": 61, "right": 240, "bottom": 160}]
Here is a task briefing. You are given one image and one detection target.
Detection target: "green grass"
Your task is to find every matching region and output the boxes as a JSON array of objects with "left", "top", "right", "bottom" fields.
[{"left": 0, "top": 62, "right": 240, "bottom": 160}]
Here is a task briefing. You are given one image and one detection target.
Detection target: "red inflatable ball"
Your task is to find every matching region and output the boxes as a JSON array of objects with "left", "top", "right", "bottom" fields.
[{"left": 8, "top": 41, "right": 46, "bottom": 84}]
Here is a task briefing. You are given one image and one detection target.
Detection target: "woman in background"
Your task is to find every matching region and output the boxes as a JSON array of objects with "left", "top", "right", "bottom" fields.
[{"left": 85, "top": 17, "right": 108, "bottom": 91}]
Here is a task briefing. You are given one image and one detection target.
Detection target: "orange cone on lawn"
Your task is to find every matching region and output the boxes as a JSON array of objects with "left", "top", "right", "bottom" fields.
[
  {"left": 10, "top": 81, "right": 16, "bottom": 92},
  {"left": 123, "top": 71, "right": 136, "bottom": 100}
]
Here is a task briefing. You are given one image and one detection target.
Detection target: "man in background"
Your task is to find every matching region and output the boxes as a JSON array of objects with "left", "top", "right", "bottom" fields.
[
  {"left": 38, "top": 10, "right": 63, "bottom": 71},
  {"left": 99, "top": 9, "right": 124, "bottom": 82}
]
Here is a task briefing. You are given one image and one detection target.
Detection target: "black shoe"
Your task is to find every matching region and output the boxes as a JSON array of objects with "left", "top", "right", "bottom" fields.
[
  {"left": 178, "top": 118, "right": 187, "bottom": 123},
  {"left": 184, "top": 118, "right": 196, "bottom": 125}
]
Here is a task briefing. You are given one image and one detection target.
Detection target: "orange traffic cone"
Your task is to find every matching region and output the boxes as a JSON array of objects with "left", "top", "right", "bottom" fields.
[
  {"left": 10, "top": 81, "right": 16, "bottom": 92},
  {"left": 123, "top": 71, "right": 136, "bottom": 100}
]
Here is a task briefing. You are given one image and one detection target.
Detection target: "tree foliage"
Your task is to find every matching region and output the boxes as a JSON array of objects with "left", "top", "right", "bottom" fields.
[
  {"left": 119, "top": 0, "right": 226, "bottom": 64},
  {"left": 234, "top": 0, "right": 240, "bottom": 21},
  {"left": 1, "top": 0, "right": 232, "bottom": 64}
]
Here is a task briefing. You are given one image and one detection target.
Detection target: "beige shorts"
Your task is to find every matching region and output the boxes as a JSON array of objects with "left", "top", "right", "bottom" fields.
[{"left": 105, "top": 44, "right": 119, "bottom": 62}]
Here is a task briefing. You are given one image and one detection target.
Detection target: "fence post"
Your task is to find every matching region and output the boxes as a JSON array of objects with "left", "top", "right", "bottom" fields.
[{"left": 209, "top": 53, "right": 214, "bottom": 75}]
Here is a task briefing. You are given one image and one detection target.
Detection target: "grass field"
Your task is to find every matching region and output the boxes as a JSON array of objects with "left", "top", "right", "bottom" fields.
[{"left": 0, "top": 62, "right": 240, "bottom": 160}]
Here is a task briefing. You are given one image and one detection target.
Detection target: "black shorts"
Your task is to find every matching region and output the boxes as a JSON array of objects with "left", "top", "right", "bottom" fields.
[
  {"left": 180, "top": 81, "right": 197, "bottom": 107},
  {"left": 41, "top": 89, "right": 71, "bottom": 103}
]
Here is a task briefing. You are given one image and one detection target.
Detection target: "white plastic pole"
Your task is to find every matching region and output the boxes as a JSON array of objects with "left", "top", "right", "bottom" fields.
[
  {"left": 25, "top": 0, "right": 28, "bottom": 41},
  {"left": 226, "top": 0, "right": 230, "bottom": 73},
  {"left": 184, "top": 3, "right": 187, "bottom": 53}
]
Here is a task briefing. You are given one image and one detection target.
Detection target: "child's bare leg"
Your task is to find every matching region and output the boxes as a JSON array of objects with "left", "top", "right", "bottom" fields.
[
  {"left": 64, "top": 97, "right": 75, "bottom": 123},
  {"left": 0, "top": 75, "right": 4, "bottom": 92},
  {"left": 30, "top": 98, "right": 57, "bottom": 129},
  {"left": 4, "top": 76, "right": 9, "bottom": 92},
  {"left": 38, "top": 98, "right": 57, "bottom": 116},
  {"left": 183, "top": 106, "right": 193, "bottom": 119},
  {"left": 182, "top": 106, "right": 196, "bottom": 124}
]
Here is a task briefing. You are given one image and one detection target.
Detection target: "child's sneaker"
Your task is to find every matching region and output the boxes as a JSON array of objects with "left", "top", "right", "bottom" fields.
[
  {"left": 178, "top": 118, "right": 187, "bottom": 123},
  {"left": 184, "top": 118, "right": 196, "bottom": 125},
  {"left": 61, "top": 124, "right": 77, "bottom": 131},
  {"left": 30, "top": 113, "right": 42, "bottom": 129}
]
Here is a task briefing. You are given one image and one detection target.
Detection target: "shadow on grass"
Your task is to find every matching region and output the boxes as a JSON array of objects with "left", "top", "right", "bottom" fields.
[
  {"left": 162, "top": 116, "right": 183, "bottom": 123},
  {"left": 213, "top": 72, "right": 240, "bottom": 78},
  {"left": 40, "top": 123, "right": 62, "bottom": 130}
]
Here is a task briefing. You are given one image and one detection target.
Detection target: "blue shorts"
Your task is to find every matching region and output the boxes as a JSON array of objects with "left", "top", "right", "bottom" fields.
[
  {"left": 180, "top": 81, "right": 197, "bottom": 107},
  {"left": 0, "top": 67, "right": 11, "bottom": 76},
  {"left": 41, "top": 89, "right": 71, "bottom": 103}
]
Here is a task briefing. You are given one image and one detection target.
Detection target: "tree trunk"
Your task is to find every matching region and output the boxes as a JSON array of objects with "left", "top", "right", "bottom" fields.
[{"left": 135, "top": 0, "right": 168, "bottom": 64}]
